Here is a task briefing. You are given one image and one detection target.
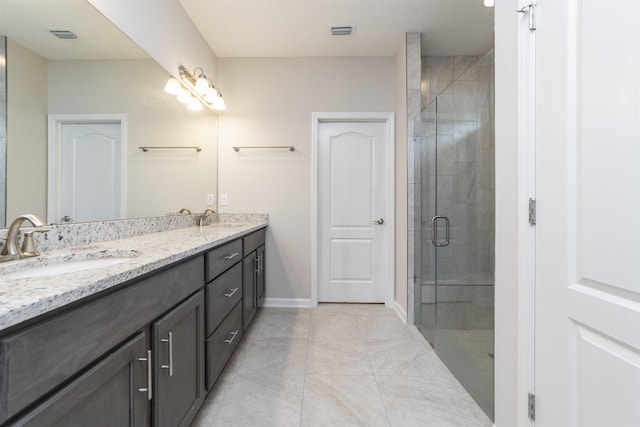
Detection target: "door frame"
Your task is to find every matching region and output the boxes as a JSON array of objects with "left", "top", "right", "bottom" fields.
[
  {"left": 310, "top": 112, "right": 395, "bottom": 307},
  {"left": 47, "top": 114, "right": 126, "bottom": 224}
]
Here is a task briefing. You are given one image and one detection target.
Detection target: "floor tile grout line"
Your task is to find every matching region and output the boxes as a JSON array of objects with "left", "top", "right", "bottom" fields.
[{"left": 298, "top": 309, "right": 312, "bottom": 427}]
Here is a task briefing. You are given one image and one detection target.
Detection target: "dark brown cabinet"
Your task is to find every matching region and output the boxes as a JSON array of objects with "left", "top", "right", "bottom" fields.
[
  {"left": 12, "top": 332, "right": 150, "bottom": 427},
  {"left": 0, "top": 226, "right": 267, "bottom": 426},
  {"left": 203, "top": 238, "right": 246, "bottom": 391},
  {"left": 153, "top": 292, "right": 205, "bottom": 427},
  {"left": 242, "top": 229, "right": 266, "bottom": 331}
]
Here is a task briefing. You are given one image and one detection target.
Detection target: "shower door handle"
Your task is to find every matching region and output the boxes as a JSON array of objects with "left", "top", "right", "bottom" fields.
[{"left": 431, "top": 216, "right": 450, "bottom": 247}]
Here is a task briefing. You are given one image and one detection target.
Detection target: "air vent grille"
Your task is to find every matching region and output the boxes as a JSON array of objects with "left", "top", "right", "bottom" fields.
[
  {"left": 330, "top": 26, "right": 354, "bottom": 36},
  {"left": 50, "top": 30, "right": 77, "bottom": 39}
]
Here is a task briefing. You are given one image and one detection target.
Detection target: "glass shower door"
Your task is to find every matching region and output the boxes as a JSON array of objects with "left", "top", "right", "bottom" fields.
[{"left": 416, "top": 51, "right": 495, "bottom": 420}]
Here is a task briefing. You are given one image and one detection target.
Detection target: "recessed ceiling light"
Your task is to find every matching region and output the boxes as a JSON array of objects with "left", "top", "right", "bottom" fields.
[
  {"left": 330, "top": 26, "right": 355, "bottom": 36},
  {"left": 50, "top": 30, "right": 77, "bottom": 39}
]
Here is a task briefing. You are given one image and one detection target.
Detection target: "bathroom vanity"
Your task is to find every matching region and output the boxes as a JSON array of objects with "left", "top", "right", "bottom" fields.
[{"left": 0, "top": 217, "right": 267, "bottom": 426}]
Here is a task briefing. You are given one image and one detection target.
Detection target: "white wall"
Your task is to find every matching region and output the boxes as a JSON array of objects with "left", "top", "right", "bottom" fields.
[
  {"left": 217, "top": 57, "right": 396, "bottom": 303},
  {"left": 494, "top": 0, "right": 521, "bottom": 425},
  {"left": 6, "top": 39, "right": 48, "bottom": 222},
  {"left": 47, "top": 59, "right": 218, "bottom": 218}
]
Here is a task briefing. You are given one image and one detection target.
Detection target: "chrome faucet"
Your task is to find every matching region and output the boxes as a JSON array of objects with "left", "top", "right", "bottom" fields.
[
  {"left": 1, "top": 214, "right": 50, "bottom": 263},
  {"left": 199, "top": 208, "right": 217, "bottom": 226}
]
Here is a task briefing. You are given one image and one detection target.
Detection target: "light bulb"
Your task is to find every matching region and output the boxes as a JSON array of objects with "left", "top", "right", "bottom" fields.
[
  {"left": 483, "top": 0, "right": 494, "bottom": 7},
  {"left": 195, "top": 76, "right": 209, "bottom": 95},
  {"left": 176, "top": 89, "right": 192, "bottom": 104},
  {"left": 164, "top": 76, "right": 182, "bottom": 95},
  {"left": 187, "top": 98, "right": 203, "bottom": 111},
  {"left": 212, "top": 94, "right": 226, "bottom": 111},
  {"left": 204, "top": 89, "right": 219, "bottom": 103}
]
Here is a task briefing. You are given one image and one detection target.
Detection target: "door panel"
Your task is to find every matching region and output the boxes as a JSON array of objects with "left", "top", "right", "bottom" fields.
[
  {"left": 535, "top": 0, "right": 640, "bottom": 424},
  {"left": 318, "top": 121, "right": 386, "bottom": 302},
  {"left": 52, "top": 121, "right": 123, "bottom": 223},
  {"left": 14, "top": 332, "right": 149, "bottom": 427},
  {"left": 153, "top": 292, "right": 205, "bottom": 427}
]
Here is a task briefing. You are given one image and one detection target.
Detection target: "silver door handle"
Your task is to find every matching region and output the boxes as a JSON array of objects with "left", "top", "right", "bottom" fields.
[
  {"left": 431, "top": 216, "right": 450, "bottom": 247},
  {"left": 254, "top": 257, "right": 259, "bottom": 273},
  {"left": 372, "top": 218, "right": 384, "bottom": 225},
  {"left": 160, "top": 332, "right": 173, "bottom": 376},
  {"left": 224, "top": 252, "right": 239, "bottom": 260},
  {"left": 137, "top": 350, "right": 153, "bottom": 400},
  {"left": 258, "top": 254, "right": 263, "bottom": 273}
]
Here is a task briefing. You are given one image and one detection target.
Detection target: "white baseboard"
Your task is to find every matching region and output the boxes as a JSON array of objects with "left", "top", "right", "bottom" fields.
[
  {"left": 263, "top": 298, "right": 313, "bottom": 308},
  {"left": 394, "top": 300, "right": 408, "bottom": 323}
]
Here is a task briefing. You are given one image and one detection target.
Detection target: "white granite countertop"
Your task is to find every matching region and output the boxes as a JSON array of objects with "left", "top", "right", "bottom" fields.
[{"left": 0, "top": 221, "right": 267, "bottom": 331}]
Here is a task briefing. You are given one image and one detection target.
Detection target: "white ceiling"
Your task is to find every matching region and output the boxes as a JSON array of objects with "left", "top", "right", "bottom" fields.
[
  {"left": 0, "top": 0, "right": 493, "bottom": 61},
  {"left": 179, "top": 0, "right": 494, "bottom": 58},
  {"left": 0, "top": 0, "right": 147, "bottom": 60}
]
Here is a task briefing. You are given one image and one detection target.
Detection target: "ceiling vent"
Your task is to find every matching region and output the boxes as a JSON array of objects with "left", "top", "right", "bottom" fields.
[
  {"left": 50, "top": 30, "right": 77, "bottom": 39},
  {"left": 330, "top": 26, "right": 354, "bottom": 36}
]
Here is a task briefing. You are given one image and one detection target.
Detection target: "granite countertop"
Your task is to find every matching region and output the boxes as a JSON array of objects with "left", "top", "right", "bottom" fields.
[{"left": 0, "top": 221, "right": 267, "bottom": 331}]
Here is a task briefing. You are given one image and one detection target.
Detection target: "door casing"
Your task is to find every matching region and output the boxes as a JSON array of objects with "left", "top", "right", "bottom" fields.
[
  {"left": 47, "top": 114, "right": 126, "bottom": 224},
  {"left": 311, "top": 112, "right": 395, "bottom": 307}
]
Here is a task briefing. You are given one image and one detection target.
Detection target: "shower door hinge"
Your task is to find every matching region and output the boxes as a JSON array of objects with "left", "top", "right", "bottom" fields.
[
  {"left": 528, "top": 198, "right": 536, "bottom": 225},
  {"left": 528, "top": 392, "right": 536, "bottom": 420},
  {"left": 517, "top": 3, "right": 537, "bottom": 31}
]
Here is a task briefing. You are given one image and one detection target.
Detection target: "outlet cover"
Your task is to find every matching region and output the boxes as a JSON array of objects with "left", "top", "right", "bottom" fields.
[
  {"left": 221, "top": 194, "right": 229, "bottom": 206},
  {"left": 206, "top": 194, "right": 215, "bottom": 205}
]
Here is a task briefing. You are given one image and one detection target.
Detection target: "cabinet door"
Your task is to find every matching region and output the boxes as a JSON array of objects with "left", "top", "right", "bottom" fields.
[
  {"left": 257, "top": 245, "right": 265, "bottom": 307},
  {"left": 153, "top": 292, "right": 205, "bottom": 427},
  {"left": 242, "top": 252, "right": 257, "bottom": 330},
  {"left": 13, "top": 332, "right": 150, "bottom": 427}
]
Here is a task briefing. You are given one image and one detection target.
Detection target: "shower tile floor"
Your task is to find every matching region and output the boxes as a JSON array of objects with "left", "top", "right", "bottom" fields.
[{"left": 192, "top": 304, "right": 492, "bottom": 427}]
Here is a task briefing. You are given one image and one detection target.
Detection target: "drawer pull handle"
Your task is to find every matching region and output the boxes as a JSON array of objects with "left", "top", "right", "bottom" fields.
[
  {"left": 224, "top": 330, "right": 239, "bottom": 344},
  {"left": 224, "top": 287, "right": 239, "bottom": 298},
  {"left": 160, "top": 332, "right": 174, "bottom": 377},
  {"left": 224, "top": 252, "right": 239, "bottom": 260},
  {"left": 137, "top": 350, "right": 153, "bottom": 400}
]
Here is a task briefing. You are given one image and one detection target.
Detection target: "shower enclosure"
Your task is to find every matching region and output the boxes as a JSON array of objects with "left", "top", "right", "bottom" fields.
[{"left": 413, "top": 50, "right": 495, "bottom": 419}]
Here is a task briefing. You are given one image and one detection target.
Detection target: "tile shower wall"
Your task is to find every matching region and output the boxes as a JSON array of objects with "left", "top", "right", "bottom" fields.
[
  {"left": 406, "top": 33, "right": 422, "bottom": 322},
  {"left": 419, "top": 51, "right": 495, "bottom": 296}
]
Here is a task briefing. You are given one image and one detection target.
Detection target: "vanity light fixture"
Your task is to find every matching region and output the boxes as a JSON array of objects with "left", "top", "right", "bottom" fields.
[
  {"left": 162, "top": 66, "right": 226, "bottom": 112},
  {"left": 483, "top": 0, "right": 494, "bottom": 7},
  {"left": 164, "top": 76, "right": 182, "bottom": 95}
]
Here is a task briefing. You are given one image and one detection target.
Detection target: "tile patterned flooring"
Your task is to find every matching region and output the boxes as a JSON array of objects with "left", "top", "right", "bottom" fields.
[{"left": 192, "top": 304, "right": 493, "bottom": 427}]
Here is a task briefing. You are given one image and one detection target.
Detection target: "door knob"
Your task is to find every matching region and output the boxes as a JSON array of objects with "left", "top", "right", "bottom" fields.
[{"left": 372, "top": 218, "right": 385, "bottom": 225}]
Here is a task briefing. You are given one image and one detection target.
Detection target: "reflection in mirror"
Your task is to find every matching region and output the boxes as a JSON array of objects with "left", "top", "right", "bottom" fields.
[{"left": 0, "top": 0, "right": 218, "bottom": 226}]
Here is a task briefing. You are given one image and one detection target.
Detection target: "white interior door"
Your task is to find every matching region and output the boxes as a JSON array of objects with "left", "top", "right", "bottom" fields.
[
  {"left": 317, "top": 120, "right": 387, "bottom": 302},
  {"left": 534, "top": 0, "right": 640, "bottom": 425},
  {"left": 48, "top": 117, "right": 124, "bottom": 223}
]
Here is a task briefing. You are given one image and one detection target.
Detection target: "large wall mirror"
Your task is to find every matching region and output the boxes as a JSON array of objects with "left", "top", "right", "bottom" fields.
[{"left": 0, "top": 0, "right": 218, "bottom": 227}]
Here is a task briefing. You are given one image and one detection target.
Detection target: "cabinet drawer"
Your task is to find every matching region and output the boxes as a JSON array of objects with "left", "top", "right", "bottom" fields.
[
  {"left": 0, "top": 256, "right": 204, "bottom": 424},
  {"left": 243, "top": 228, "right": 265, "bottom": 257},
  {"left": 205, "top": 239, "right": 243, "bottom": 282},
  {"left": 206, "top": 263, "right": 242, "bottom": 336},
  {"left": 205, "top": 302, "right": 243, "bottom": 390}
]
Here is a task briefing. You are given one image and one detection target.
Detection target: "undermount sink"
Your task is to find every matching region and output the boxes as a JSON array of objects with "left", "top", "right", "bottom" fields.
[{"left": 0, "top": 249, "right": 140, "bottom": 280}]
